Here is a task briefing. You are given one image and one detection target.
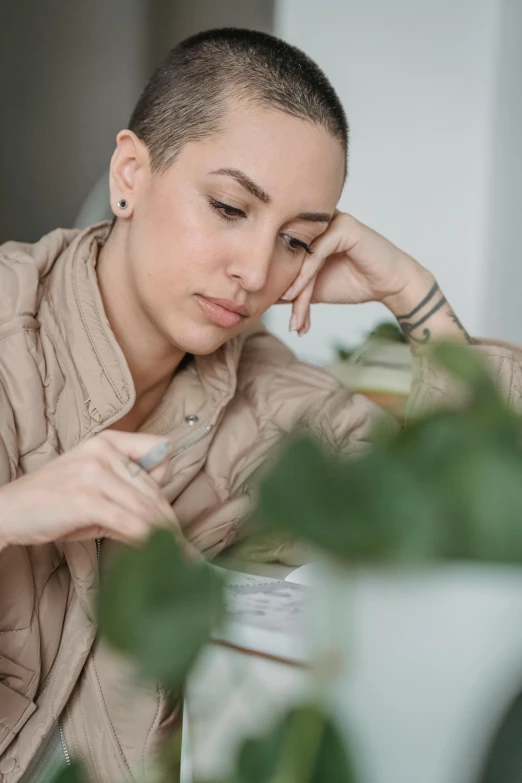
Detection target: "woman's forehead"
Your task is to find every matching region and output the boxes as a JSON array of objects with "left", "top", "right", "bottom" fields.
[{"left": 176, "top": 105, "right": 345, "bottom": 207}]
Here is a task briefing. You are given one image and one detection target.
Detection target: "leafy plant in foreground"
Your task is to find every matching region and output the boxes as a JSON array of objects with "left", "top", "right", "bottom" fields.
[
  {"left": 98, "top": 528, "right": 224, "bottom": 690},
  {"left": 52, "top": 343, "right": 521, "bottom": 782},
  {"left": 258, "top": 344, "right": 522, "bottom": 565}
]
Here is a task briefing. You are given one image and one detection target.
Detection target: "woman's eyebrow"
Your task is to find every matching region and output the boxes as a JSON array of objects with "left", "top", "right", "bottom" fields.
[
  {"left": 296, "top": 211, "right": 332, "bottom": 224},
  {"left": 208, "top": 168, "right": 333, "bottom": 223},
  {"left": 209, "top": 168, "right": 271, "bottom": 204}
]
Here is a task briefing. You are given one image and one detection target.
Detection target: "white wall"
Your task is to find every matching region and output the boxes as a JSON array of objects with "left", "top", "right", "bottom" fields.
[
  {"left": 482, "top": 0, "right": 522, "bottom": 343},
  {"left": 267, "top": 0, "right": 501, "bottom": 364}
]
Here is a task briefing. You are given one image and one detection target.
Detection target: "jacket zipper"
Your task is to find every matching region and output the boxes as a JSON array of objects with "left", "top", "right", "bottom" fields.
[
  {"left": 171, "top": 422, "right": 213, "bottom": 458},
  {"left": 58, "top": 714, "right": 71, "bottom": 767},
  {"left": 57, "top": 422, "right": 212, "bottom": 769},
  {"left": 58, "top": 536, "right": 100, "bottom": 768}
]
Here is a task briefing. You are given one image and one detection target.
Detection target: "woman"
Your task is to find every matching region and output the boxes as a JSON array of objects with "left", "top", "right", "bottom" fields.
[{"left": 1, "top": 28, "right": 521, "bottom": 782}]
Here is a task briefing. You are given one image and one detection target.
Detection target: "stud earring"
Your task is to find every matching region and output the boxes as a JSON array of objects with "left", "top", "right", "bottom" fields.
[{"left": 117, "top": 198, "right": 128, "bottom": 210}]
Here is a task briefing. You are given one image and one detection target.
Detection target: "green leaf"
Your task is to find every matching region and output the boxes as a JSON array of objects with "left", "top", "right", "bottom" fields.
[
  {"left": 450, "top": 447, "right": 522, "bottom": 562},
  {"left": 333, "top": 343, "right": 354, "bottom": 361},
  {"left": 233, "top": 733, "right": 283, "bottom": 783},
  {"left": 98, "top": 529, "right": 224, "bottom": 689},
  {"left": 370, "top": 321, "right": 406, "bottom": 343},
  {"left": 258, "top": 437, "right": 350, "bottom": 548},
  {"left": 232, "top": 704, "right": 356, "bottom": 783},
  {"left": 258, "top": 436, "right": 444, "bottom": 564},
  {"left": 50, "top": 761, "right": 86, "bottom": 783},
  {"left": 257, "top": 354, "right": 522, "bottom": 567}
]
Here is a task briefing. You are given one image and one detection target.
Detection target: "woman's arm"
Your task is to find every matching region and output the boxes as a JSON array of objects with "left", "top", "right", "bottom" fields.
[
  {"left": 381, "top": 270, "right": 473, "bottom": 346},
  {"left": 281, "top": 212, "right": 522, "bottom": 414},
  {"left": 281, "top": 212, "right": 472, "bottom": 345}
]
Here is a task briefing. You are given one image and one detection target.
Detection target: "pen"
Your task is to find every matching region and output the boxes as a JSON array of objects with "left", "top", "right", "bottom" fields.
[{"left": 136, "top": 441, "right": 172, "bottom": 472}]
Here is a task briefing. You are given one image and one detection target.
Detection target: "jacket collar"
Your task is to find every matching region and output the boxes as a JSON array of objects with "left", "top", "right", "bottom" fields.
[
  {"left": 41, "top": 222, "right": 247, "bottom": 618},
  {"left": 42, "top": 222, "right": 246, "bottom": 444}
]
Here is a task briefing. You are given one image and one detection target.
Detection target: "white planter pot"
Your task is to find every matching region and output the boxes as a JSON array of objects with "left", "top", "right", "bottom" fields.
[{"left": 311, "top": 563, "right": 522, "bottom": 783}]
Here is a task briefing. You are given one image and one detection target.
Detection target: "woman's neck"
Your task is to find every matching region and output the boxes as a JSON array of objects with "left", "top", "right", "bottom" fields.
[{"left": 96, "top": 224, "right": 185, "bottom": 403}]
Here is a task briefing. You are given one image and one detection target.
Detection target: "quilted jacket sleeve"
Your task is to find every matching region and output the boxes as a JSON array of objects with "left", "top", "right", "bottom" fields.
[
  {"left": 242, "top": 328, "right": 522, "bottom": 446},
  {"left": 207, "top": 329, "right": 522, "bottom": 565},
  {"left": 238, "top": 325, "right": 393, "bottom": 458},
  {"left": 407, "top": 338, "right": 522, "bottom": 418},
  {"left": 0, "top": 378, "right": 16, "bottom": 487}
]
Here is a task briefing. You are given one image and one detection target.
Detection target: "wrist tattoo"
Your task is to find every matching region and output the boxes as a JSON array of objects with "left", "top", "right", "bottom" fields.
[
  {"left": 396, "top": 282, "right": 447, "bottom": 344},
  {"left": 448, "top": 308, "right": 475, "bottom": 345}
]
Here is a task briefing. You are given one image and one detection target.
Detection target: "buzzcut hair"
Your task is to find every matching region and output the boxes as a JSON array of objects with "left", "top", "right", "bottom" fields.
[{"left": 129, "top": 27, "right": 349, "bottom": 174}]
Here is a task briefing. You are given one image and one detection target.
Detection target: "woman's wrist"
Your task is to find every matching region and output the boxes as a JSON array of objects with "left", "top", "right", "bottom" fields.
[
  {"left": 381, "top": 261, "right": 436, "bottom": 317},
  {"left": 382, "top": 263, "right": 473, "bottom": 346}
]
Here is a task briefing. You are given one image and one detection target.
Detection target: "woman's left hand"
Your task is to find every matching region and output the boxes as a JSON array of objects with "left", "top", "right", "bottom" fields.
[{"left": 282, "top": 212, "right": 434, "bottom": 335}]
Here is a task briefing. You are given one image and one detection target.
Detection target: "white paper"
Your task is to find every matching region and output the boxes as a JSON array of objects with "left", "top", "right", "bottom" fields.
[
  {"left": 211, "top": 565, "right": 311, "bottom": 663},
  {"left": 284, "top": 563, "right": 317, "bottom": 586}
]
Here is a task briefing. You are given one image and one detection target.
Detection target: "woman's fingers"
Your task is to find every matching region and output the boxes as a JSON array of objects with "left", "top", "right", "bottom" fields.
[
  {"left": 98, "top": 468, "right": 173, "bottom": 526},
  {"left": 83, "top": 431, "right": 179, "bottom": 535},
  {"left": 297, "top": 306, "right": 311, "bottom": 337},
  {"left": 282, "top": 220, "right": 346, "bottom": 302},
  {"left": 290, "top": 278, "right": 315, "bottom": 334},
  {"left": 96, "top": 431, "right": 174, "bottom": 486},
  {"left": 284, "top": 216, "right": 357, "bottom": 333},
  {"left": 88, "top": 431, "right": 175, "bottom": 514},
  {"left": 0, "top": 431, "right": 181, "bottom": 551},
  {"left": 77, "top": 495, "right": 151, "bottom": 543},
  {"left": 102, "top": 441, "right": 178, "bottom": 525},
  {"left": 96, "top": 430, "right": 171, "bottom": 458},
  {"left": 282, "top": 250, "right": 325, "bottom": 303},
  {"left": 302, "top": 308, "right": 311, "bottom": 337}
]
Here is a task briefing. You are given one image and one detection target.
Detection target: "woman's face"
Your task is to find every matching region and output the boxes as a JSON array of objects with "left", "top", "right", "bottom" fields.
[{"left": 114, "top": 99, "right": 345, "bottom": 356}]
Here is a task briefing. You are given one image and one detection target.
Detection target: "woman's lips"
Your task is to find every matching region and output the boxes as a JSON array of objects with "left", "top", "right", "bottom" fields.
[{"left": 195, "top": 295, "right": 245, "bottom": 328}]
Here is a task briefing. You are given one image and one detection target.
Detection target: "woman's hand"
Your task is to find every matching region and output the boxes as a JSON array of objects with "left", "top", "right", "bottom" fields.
[
  {"left": 282, "top": 213, "right": 429, "bottom": 331},
  {"left": 282, "top": 212, "right": 472, "bottom": 345},
  {"left": 0, "top": 431, "right": 178, "bottom": 551}
]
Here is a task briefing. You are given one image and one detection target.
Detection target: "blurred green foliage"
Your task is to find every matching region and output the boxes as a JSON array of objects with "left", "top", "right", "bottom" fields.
[
  {"left": 229, "top": 703, "right": 355, "bottom": 783},
  {"left": 52, "top": 762, "right": 86, "bottom": 783},
  {"left": 259, "top": 344, "right": 522, "bottom": 564},
  {"left": 369, "top": 321, "right": 407, "bottom": 343},
  {"left": 52, "top": 342, "right": 522, "bottom": 783},
  {"left": 93, "top": 531, "right": 353, "bottom": 783},
  {"left": 98, "top": 528, "right": 224, "bottom": 689},
  {"left": 333, "top": 319, "right": 407, "bottom": 361}
]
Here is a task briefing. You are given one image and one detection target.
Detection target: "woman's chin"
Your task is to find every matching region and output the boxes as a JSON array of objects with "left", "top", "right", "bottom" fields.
[{"left": 169, "top": 324, "right": 237, "bottom": 356}]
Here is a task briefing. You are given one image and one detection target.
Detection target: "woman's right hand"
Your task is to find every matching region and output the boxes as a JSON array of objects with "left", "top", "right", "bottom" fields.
[{"left": 0, "top": 431, "right": 178, "bottom": 550}]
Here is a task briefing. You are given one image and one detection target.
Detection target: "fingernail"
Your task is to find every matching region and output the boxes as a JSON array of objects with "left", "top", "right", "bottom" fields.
[
  {"left": 289, "top": 314, "right": 298, "bottom": 332},
  {"left": 282, "top": 287, "right": 294, "bottom": 301},
  {"left": 137, "top": 441, "right": 172, "bottom": 471}
]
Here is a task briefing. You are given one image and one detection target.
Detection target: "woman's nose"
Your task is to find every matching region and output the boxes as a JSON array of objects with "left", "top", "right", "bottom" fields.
[{"left": 227, "top": 244, "right": 273, "bottom": 293}]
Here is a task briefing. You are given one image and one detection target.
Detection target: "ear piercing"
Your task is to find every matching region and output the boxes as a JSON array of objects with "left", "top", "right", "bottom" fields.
[{"left": 117, "top": 198, "right": 128, "bottom": 210}]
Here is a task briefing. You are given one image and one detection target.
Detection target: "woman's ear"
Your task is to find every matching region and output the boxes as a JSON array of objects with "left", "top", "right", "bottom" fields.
[{"left": 109, "top": 130, "right": 150, "bottom": 218}]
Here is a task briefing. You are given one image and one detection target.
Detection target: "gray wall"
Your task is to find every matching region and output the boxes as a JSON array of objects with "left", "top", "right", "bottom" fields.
[
  {"left": 0, "top": 0, "right": 274, "bottom": 244},
  {"left": 148, "top": 0, "right": 274, "bottom": 64},
  {"left": 0, "top": 0, "right": 149, "bottom": 243}
]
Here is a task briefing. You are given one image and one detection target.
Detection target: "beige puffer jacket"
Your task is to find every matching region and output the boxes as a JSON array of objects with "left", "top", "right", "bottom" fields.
[{"left": 1, "top": 223, "right": 522, "bottom": 781}]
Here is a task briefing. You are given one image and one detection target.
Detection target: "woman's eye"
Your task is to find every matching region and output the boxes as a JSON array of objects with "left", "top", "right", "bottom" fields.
[
  {"left": 282, "top": 234, "right": 312, "bottom": 255},
  {"left": 209, "top": 198, "right": 246, "bottom": 221}
]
